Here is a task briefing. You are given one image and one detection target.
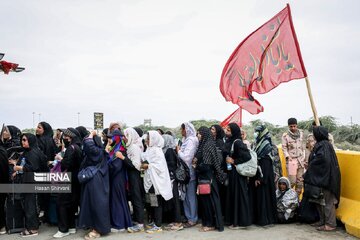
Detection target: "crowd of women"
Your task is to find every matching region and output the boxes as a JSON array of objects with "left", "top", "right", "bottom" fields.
[{"left": 0, "top": 120, "right": 341, "bottom": 239}]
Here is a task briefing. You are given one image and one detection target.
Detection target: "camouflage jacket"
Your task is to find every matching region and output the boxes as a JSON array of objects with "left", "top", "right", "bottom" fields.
[{"left": 281, "top": 130, "right": 305, "bottom": 161}]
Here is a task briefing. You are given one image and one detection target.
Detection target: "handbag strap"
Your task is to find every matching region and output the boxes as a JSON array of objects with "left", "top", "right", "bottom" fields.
[{"left": 230, "top": 139, "right": 241, "bottom": 155}]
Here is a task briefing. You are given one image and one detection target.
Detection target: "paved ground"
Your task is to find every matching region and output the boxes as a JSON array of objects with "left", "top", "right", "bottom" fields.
[{"left": 2, "top": 223, "right": 357, "bottom": 240}]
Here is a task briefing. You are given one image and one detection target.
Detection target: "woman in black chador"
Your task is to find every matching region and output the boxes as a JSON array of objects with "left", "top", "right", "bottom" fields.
[
  {"left": 251, "top": 125, "right": 277, "bottom": 226},
  {"left": 194, "top": 126, "right": 227, "bottom": 232},
  {"left": 304, "top": 126, "right": 341, "bottom": 232},
  {"left": 224, "top": 123, "right": 251, "bottom": 229}
]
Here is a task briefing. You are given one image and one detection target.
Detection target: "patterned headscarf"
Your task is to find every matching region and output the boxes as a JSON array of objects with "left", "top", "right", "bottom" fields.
[
  {"left": 196, "top": 126, "right": 226, "bottom": 183},
  {"left": 108, "top": 133, "right": 126, "bottom": 161},
  {"left": 196, "top": 126, "right": 214, "bottom": 161},
  {"left": 254, "top": 125, "right": 273, "bottom": 158}
]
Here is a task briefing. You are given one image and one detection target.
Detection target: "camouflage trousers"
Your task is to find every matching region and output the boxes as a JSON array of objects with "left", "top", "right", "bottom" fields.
[{"left": 286, "top": 158, "right": 304, "bottom": 194}]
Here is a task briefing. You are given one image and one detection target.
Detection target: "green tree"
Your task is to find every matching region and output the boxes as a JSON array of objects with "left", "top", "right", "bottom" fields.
[{"left": 190, "top": 119, "right": 220, "bottom": 131}]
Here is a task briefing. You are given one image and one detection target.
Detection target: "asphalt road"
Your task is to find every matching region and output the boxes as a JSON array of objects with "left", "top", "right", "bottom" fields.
[{"left": 1, "top": 223, "right": 356, "bottom": 240}]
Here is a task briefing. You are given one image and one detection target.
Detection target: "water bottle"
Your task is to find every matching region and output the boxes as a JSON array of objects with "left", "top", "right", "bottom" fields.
[
  {"left": 227, "top": 163, "right": 232, "bottom": 171},
  {"left": 18, "top": 157, "right": 26, "bottom": 174}
]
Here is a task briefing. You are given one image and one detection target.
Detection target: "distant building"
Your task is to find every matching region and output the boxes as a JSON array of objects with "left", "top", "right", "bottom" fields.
[{"left": 144, "top": 119, "right": 152, "bottom": 127}]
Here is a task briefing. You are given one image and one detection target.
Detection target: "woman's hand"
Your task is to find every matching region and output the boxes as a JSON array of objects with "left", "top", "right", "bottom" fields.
[
  {"left": 141, "top": 163, "right": 149, "bottom": 170},
  {"left": 13, "top": 165, "right": 23, "bottom": 172},
  {"left": 55, "top": 153, "right": 63, "bottom": 161},
  {"left": 105, "top": 143, "right": 111, "bottom": 153},
  {"left": 8, "top": 159, "right": 17, "bottom": 165},
  {"left": 87, "top": 130, "right": 97, "bottom": 139},
  {"left": 115, "top": 151, "right": 125, "bottom": 160},
  {"left": 226, "top": 156, "right": 234, "bottom": 164},
  {"left": 255, "top": 180, "right": 261, "bottom": 187},
  {"left": 192, "top": 157, "right": 198, "bottom": 168}
]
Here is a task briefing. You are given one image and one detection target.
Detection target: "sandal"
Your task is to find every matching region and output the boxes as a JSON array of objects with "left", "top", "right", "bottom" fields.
[
  {"left": 85, "top": 231, "right": 100, "bottom": 240},
  {"left": 20, "top": 229, "right": 38, "bottom": 237},
  {"left": 199, "top": 226, "right": 215, "bottom": 232},
  {"left": 170, "top": 223, "right": 184, "bottom": 231},
  {"left": 316, "top": 225, "right": 336, "bottom": 232},
  {"left": 164, "top": 223, "right": 175, "bottom": 230},
  {"left": 183, "top": 221, "right": 196, "bottom": 228}
]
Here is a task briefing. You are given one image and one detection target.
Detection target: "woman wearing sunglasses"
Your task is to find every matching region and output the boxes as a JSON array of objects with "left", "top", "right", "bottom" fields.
[{"left": 9, "top": 133, "right": 47, "bottom": 237}]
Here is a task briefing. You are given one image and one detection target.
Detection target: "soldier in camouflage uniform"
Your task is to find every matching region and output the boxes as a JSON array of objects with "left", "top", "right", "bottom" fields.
[{"left": 281, "top": 118, "right": 305, "bottom": 194}]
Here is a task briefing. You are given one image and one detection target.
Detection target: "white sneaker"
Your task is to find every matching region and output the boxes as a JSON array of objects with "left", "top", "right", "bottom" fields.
[
  {"left": 38, "top": 211, "right": 44, "bottom": 218},
  {"left": 110, "top": 228, "right": 125, "bottom": 233},
  {"left": 0, "top": 227, "right": 6, "bottom": 235},
  {"left": 69, "top": 228, "right": 76, "bottom": 234},
  {"left": 146, "top": 225, "right": 162, "bottom": 233},
  {"left": 53, "top": 231, "right": 70, "bottom": 238}
]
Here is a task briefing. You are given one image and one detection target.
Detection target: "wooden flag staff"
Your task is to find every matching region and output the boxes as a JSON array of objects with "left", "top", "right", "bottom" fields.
[
  {"left": 239, "top": 107, "right": 242, "bottom": 127},
  {"left": 305, "top": 77, "right": 320, "bottom": 126}
]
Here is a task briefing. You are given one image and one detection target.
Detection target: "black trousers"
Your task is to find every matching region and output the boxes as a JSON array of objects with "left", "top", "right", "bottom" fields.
[
  {"left": 153, "top": 195, "right": 163, "bottom": 227},
  {"left": 172, "top": 182, "right": 182, "bottom": 223},
  {"left": 128, "top": 171, "right": 145, "bottom": 224},
  {"left": 149, "top": 187, "right": 163, "bottom": 227},
  {"left": 22, "top": 193, "right": 39, "bottom": 230},
  {"left": 56, "top": 193, "right": 77, "bottom": 233},
  {"left": 38, "top": 193, "right": 50, "bottom": 222},
  {"left": 199, "top": 194, "right": 214, "bottom": 227},
  {"left": 0, "top": 193, "right": 6, "bottom": 228}
]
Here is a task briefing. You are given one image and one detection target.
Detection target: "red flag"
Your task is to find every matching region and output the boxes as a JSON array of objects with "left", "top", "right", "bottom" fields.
[
  {"left": 220, "top": 108, "right": 242, "bottom": 128},
  {"left": 220, "top": 4, "right": 307, "bottom": 114},
  {"left": 0, "top": 60, "right": 19, "bottom": 74}
]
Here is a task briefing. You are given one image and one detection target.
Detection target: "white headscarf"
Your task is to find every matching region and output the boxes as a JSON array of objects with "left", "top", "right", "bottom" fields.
[
  {"left": 124, "top": 127, "right": 142, "bottom": 171},
  {"left": 125, "top": 127, "right": 144, "bottom": 151},
  {"left": 142, "top": 130, "right": 173, "bottom": 200},
  {"left": 162, "top": 134, "right": 176, "bottom": 154},
  {"left": 183, "top": 122, "right": 196, "bottom": 140},
  {"left": 178, "top": 122, "right": 199, "bottom": 180}
]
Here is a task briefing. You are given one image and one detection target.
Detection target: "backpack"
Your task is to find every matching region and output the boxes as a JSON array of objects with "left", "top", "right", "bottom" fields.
[
  {"left": 231, "top": 139, "right": 258, "bottom": 177},
  {"left": 174, "top": 157, "right": 190, "bottom": 185}
]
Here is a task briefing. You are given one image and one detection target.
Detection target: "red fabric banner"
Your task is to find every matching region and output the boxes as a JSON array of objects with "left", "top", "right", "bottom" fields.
[
  {"left": 220, "top": 108, "right": 241, "bottom": 128},
  {"left": 0, "top": 60, "right": 19, "bottom": 74},
  {"left": 220, "top": 4, "right": 307, "bottom": 114}
]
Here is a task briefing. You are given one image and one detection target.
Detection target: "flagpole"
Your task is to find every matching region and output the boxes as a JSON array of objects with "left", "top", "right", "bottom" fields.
[
  {"left": 239, "top": 107, "right": 242, "bottom": 127},
  {"left": 305, "top": 77, "right": 320, "bottom": 126}
]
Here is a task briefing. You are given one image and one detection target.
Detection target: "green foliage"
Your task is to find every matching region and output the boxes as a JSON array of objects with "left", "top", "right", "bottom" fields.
[
  {"left": 190, "top": 119, "right": 220, "bottom": 131},
  {"left": 297, "top": 116, "right": 338, "bottom": 132},
  {"left": 21, "top": 128, "right": 35, "bottom": 134},
  {"left": 336, "top": 141, "right": 360, "bottom": 151},
  {"left": 36, "top": 116, "right": 354, "bottom": 151},
  {"left": 133, "top": 124, "right": 177, "bottom": 136},
  {"left": 245, "top": 120, "right": 286, "bottom": 145},
  {"left": 333, "top": 124, "right": 360, "bottom": 145},
  {"left": 190, "top": 117, "right": 359, "bottom": 150}
]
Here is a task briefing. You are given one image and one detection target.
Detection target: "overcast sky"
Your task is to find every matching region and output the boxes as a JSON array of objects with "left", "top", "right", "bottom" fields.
[{"left": 1, "top": 0, "right": 359, "bottom": 130}]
